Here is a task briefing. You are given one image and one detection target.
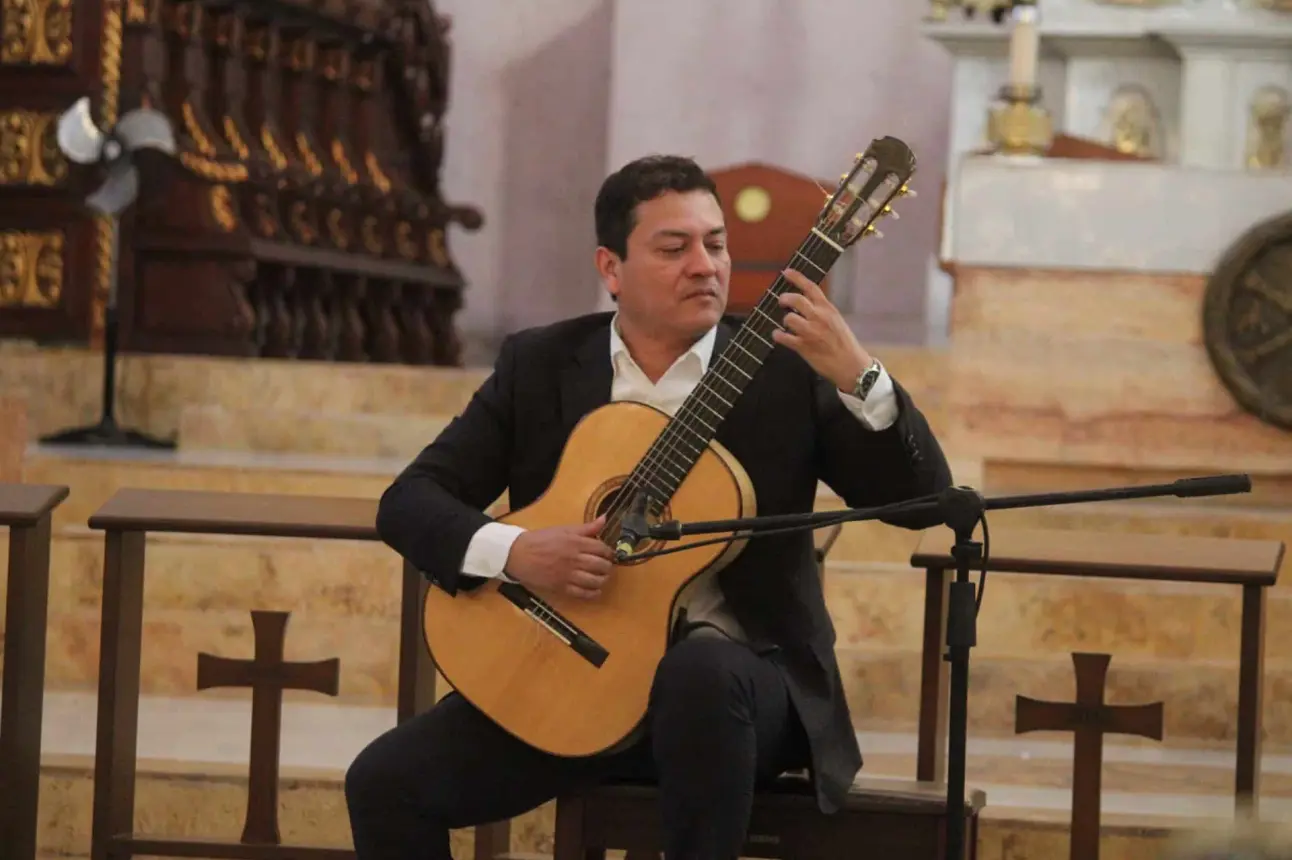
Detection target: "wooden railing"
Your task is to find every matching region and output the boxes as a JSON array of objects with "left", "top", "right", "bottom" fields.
[
  {"left": 85, "top": 487, "right": 509, "bottom": 860},
  {"left": 0, "top": 482, "right": 70, "bottom": 860},
  {"left": 909, "top": 525, "right": 1284, "bottom": 847}
]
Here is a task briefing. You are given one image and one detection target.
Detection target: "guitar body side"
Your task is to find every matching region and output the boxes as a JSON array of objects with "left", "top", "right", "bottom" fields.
[{"left": 421, "top": 399, "right": 756, "bottom": 757}]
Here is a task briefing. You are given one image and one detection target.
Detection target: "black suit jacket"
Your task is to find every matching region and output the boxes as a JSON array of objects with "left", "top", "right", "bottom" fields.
[{"left": 376, "top": 311, "right": 953, "bottom": 813}]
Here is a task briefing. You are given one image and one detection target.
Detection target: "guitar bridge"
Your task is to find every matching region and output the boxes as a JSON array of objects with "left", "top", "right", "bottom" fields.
[{"left": 497, "top": 581, "right": 609, "bottom": 668}]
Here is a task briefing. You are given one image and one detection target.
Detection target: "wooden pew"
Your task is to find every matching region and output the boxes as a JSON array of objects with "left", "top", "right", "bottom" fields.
[
  {"left": 0, "top": 482, "right": 71, "bottom": 860},
  {"left": 910, "top": 525, "right": 1285, "bottom": 826},
  {"left": 84, "top": 487, "right": 508, "bottom": 860}
]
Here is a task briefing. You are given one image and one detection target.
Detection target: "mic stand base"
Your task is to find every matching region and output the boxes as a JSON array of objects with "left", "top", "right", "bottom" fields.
[{"left": 939, "top": 488, "right": 985, "bottom": 860}]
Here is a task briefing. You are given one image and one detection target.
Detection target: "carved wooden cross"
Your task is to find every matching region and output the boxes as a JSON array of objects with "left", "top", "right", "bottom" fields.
[
  {"left": 1015, "top": 652, "right": 1164, "bottom": 860},
  {"left": 197, "top": 610, "right": 340, "bottom": 845}
]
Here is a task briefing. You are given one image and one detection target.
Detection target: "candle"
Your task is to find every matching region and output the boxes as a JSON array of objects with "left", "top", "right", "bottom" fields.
[{"left": 1009, "top": 2, "right": 1040, "bottom": 91}]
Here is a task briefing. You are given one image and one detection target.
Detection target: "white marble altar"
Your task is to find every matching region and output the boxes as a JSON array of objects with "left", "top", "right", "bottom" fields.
[
  {"left": 923, "top": 0, "right": 1292, "bottom": 172},
  {"left": 946, "top": 155, "right": 1292, "bottom": 272}
]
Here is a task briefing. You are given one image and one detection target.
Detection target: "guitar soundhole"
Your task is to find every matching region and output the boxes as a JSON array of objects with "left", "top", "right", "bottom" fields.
[{"left": 585, "top": 475, "right": 671, "bottom": 565}]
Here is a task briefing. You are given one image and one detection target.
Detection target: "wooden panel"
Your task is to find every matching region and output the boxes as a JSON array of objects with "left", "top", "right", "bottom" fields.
[{"left": 709, "top": 162, "right": 832, "bottom": 313}]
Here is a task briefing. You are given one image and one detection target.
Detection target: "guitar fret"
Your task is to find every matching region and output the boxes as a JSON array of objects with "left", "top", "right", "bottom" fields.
[
  {"left": 699, "top": 382, "right": 732, "bottom": 408},
  {"left": 719, "top": 355, "right": 750, "bottom": 379},
  {"left": 792, "top": 250, "right": 826, "bottom": 274},
  {"left": 694, "top": 397, "right": 723, "bottom": 419},
  {"left": 752, "top": 306, "right": 783, "bottom": 330}
]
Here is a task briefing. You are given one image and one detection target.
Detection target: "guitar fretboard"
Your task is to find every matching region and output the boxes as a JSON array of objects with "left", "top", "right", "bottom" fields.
[{"left": 628, "top": 229, "right": 844, "bottom": 509}]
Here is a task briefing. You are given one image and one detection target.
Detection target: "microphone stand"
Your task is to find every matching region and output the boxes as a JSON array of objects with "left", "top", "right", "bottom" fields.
[{"left": 643, "top": 473, "right": 1253, "bottom": 860}]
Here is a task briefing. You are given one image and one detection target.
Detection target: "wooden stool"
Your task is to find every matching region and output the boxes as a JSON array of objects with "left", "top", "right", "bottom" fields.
[{"left": 553, "top": 772, "right": 986, "bottom": 860}]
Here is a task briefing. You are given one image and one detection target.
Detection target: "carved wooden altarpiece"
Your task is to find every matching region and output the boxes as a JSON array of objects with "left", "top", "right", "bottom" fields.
[{"left": 0, "top": 0, "right": 482, "bottom": 365}]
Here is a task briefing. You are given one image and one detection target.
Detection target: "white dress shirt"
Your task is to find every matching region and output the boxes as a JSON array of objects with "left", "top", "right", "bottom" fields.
[{"left": 458, "top": 314, "right": 900, "bottom": 641}]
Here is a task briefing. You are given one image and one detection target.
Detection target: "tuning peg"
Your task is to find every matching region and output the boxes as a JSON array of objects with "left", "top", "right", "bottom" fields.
[
  {"left": 899, "top": 184, "right": 917, "bottom": 198},
  {"left": 881, "top": 205, "right": 900, "bottom": 220},
  {"left": 865, "top": 224, "right": 883, "bottom": 239}
]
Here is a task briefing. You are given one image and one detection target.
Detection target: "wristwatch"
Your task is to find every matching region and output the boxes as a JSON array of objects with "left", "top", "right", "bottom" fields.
[{"left": 850, "top": 358, "right": 883, "bottom": 402}]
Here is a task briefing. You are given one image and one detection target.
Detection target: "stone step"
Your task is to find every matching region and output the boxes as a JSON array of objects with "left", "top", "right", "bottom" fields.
[
  {"left": 21, "top": 445, "right": 981, "bottom": 568},
  {"left": 174, "top": 400, "right": 957, "bottom": 462},
  {"left": 177, "top": 405, "right": 453, "bottom": 458},
  {"left": 26, "top": 692, "right": 1286, "bottom": 859},
  {"left": 3, "top": 343, "right": 946, "bottom": 447},
  {"left": 6, "top": 523, "right": 1289, "bottom": 747},
  {"left": 22, "top": 445, "right": 1292, "bottom": 575},
  {"left": 14, "top": 524, "right": 1292, "bottom": 677},
  {"left": 22, "top": 446, "right": 402, "bottom": 529},
  {"left": 0, "top": 344, "right": 493, "bottom": 444}
]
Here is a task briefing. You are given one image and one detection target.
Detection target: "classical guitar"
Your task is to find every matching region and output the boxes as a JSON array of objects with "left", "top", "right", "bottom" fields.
[{"left": 421, "top": 137, "right": 918, "bottom": 757}]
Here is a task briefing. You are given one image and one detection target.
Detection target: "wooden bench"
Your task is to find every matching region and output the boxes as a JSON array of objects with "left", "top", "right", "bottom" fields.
[
  {"left": 0, "top": 482, "right": 70, "bottom": 860},
  {"left": 909, "top": 524, "right": 1285, "bottom": 812},
  {"left": 84, "top": 487, "right": 510, "bottom": 860},
  {"left": 555, "top": 774, "right": 986, "bottom": 860}
]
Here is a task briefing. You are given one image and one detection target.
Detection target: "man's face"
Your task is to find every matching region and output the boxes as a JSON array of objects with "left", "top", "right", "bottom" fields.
[{"left": 602, "top": 189, "right": 730, "bottom": 342}]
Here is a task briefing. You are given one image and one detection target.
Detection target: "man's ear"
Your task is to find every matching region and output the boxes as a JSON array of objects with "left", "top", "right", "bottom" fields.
[{"left": 594, "top": 246, "right": 621, "bottom": 300}]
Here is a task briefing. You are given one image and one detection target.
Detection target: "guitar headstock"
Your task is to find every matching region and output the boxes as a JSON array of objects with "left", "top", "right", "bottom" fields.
[{"left": 816, "top": 136, "right": 916, "bottom": 248}]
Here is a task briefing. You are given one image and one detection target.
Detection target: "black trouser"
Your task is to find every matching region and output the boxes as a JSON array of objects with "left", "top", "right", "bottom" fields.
[{"left": 345, "top": 632, "right": 809, "bottom": 860}]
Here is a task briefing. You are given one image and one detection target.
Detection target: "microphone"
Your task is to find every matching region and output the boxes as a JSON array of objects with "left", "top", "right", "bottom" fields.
[
  {"left": 1170, "top": 474, "right": 1252, "bottom": 497},
  {"left": 615, "top": 492, "right": 651, "bottom": 561}
]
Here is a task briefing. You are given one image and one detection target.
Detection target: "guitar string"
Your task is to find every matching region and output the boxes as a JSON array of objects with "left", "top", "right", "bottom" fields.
[{"left": 595, "top": 227, "right": 843, "bottom": 548}]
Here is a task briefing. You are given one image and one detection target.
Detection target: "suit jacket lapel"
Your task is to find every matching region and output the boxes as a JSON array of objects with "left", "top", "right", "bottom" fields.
[{"left": 559, "top": 322, "right": 613, "bottom": 435}]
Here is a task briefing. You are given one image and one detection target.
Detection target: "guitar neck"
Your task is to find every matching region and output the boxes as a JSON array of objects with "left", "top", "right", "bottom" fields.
[{"left": 628, "top": 228, "right": 845, "bottom": 509}]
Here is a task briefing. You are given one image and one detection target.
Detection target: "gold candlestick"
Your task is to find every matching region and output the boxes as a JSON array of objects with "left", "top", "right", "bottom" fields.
[
  {"left": 986, "top": 2, "right": 1053, "bottom": 157},
  {"left": 927, "top": 0, "right": 955, "bottom": 21},
  {"left": 987, "top": 83, "right": 1054, "bottom": 156}
]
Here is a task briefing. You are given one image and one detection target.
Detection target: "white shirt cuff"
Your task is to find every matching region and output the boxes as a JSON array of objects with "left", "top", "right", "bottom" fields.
[
  {"left": 836, "top": 365, "right": 898, "bottom": 431},
  {"left": 461, "top": 521, "right": 527, "bottom": 581}
]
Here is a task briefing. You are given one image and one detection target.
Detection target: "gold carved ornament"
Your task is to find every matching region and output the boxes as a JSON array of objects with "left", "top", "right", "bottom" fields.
[
  {"left": 125, "top": 0, "right": 149, "bottom": 24},
  {"left": 396, "top": 221, "right": 419, "bottom": 260},
  {"left": 290, "top": 201, "right": 316, "bottom": 244},
  {"left": 92, "top": 0, "right": 125, "bottom": 344},
  {"left": 0, "top": 231, "right": 64, "bottom": 308},
  {"left": 210, "top": 186, "right": 237, "bottom": 232},
  {"left": 0, "top": 109, "right": 67, "bottom": 185},
  {"left": 1246, "top": 86, "right": 1289, "bottom": 171},
  {"left": 327, "top": 208, "right": 349, "bottom": 249},
  {"left": 1203, "top": 213, "right": 1292, "bottom": 432},
  {"left": 361, "top": 216, "right": 384, "bottom": 255},
  {"left": 427, "top": 228, "right": 447, "bottom": 268},
  {"left": 2, "top": 0, "right": 73, "bottom": 65}
]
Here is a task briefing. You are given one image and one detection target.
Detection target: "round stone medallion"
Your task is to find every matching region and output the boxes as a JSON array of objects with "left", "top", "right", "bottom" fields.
[{"left": 1203, "top": 212, "right": 1292, "bottom": 432}]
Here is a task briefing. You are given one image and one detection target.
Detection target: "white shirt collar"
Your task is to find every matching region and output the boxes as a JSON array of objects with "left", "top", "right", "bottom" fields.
[{"left": 608, "top": 311, "right": 718, "bottom": 374}]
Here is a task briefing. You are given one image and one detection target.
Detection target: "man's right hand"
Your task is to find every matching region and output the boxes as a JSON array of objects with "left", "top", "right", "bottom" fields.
[{"left": 503, "top": 515, "right": 614, "bottom": 599}]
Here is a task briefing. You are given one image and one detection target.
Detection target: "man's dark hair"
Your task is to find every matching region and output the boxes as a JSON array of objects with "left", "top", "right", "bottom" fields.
[{"left": 594, "top": 155, "right": 720, "bottom": 260}]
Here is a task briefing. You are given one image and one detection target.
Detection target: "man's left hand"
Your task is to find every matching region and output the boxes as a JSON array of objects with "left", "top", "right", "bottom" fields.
[{"left": 771, "top": 268, "right": 872, "bottom": 392}]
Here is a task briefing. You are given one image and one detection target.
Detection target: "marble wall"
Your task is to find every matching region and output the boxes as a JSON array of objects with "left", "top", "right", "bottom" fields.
[{"left": 945, "top": 266, "right": 1292, "bottom": 488}]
